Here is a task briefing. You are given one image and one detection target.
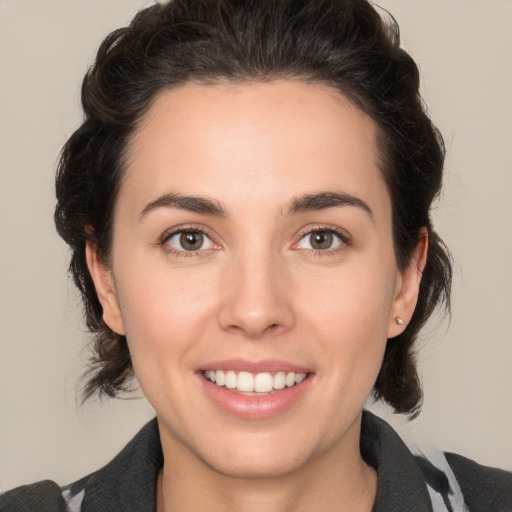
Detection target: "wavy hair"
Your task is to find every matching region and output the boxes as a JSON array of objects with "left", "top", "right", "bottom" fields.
[{"left": 55, "top": 0, "right": 452, "bottom": 416}]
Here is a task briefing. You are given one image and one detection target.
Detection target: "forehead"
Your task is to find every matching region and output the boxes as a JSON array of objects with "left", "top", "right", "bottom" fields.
[{"left": 121, "top": 80, "right": 389, "bottom": 218}]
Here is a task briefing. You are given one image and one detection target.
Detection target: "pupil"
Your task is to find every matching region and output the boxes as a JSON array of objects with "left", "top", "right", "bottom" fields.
[
  {"left": 180, "top": 231, "right": 203, "bottom": 250},
  {"left": 312, "top": 232, "right": 332, "bottom": 250}
]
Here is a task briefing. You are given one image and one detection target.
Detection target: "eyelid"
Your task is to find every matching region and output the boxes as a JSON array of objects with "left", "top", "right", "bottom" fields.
[
  {"left": 158, "top": 223, "right": 349, "bottom": 255},
  {"left": 160, "top": 224, "right": 220, "bottom": 255},
  {"left": 292, "top": 225, "right": 350, "bottom": 251}
]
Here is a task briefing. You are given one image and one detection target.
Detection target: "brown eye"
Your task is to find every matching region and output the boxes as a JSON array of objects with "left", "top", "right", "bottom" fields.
[
  {"left": 180, "top": 231, "right": 204, "bottom": 251},
  {"left": 296, "top": 229, "right": 344, "bottom": 251},
  {"left": 165, "top": 229, "right": 214, "bottom": 252},
  {"left": 310, "top": 231, "right": 333, "bottom": 250}
]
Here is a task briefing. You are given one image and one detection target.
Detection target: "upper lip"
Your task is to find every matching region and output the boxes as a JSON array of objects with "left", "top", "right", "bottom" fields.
[{"left": 198, "top": 358, "right": 313, "bottom": 374}]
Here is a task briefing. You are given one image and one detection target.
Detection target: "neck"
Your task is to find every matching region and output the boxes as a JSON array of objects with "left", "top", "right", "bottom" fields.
[{"left": 156, "top": 417, "right": 377, "bottom": 512}]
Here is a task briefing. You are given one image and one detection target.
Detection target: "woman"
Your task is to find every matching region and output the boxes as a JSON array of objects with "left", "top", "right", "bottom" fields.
[{"left": 1, "top": 0, "right": 510, "bottom": 510}]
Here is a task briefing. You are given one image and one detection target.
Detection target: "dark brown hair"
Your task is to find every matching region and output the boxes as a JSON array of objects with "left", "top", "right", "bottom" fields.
[{"left": 55, "top": 0, "right": 452, "bottom": 417}]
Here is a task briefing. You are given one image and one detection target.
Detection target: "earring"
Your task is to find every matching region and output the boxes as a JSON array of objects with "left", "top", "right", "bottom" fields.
[{"left": 395, "top": 317, "right": 404, "bottom": 325}]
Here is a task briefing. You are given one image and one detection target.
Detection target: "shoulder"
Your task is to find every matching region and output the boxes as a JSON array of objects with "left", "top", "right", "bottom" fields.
[
  {"left": 445, "top": 452, "right": 512, "bottom": 511},
  {"left": 0, "top": 480, "right": 68, "bottom": 512},
  {"left": 0, "top": 418, "right": 161, "bottom": 512},
  {"left": 362, "top": 411, "right": 512, "bottom": 511}
]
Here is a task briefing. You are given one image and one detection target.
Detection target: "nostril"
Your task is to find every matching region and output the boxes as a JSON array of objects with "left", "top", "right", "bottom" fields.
[{"left": 218, "top": 290, "right": 296, "bottom": 338}]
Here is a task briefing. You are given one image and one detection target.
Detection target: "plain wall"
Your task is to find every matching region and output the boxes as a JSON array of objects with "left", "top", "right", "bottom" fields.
[{"left": 1, "top": 0, "right": 511, "bottom": 491}]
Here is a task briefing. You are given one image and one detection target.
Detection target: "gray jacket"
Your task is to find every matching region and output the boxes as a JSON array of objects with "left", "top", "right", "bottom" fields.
[{"left": 1, "top": 412, "right": 511, "bottom": 511}]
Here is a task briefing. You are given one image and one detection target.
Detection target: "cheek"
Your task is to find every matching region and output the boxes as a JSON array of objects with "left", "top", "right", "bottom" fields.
[
  {"left": 298, "top": 260, "right": 396, "bottom": 335},
  {"left": 294, "top": 257, "right": 396, "bottom": 388},
  {"left": 113, "top": 261, "right": 220, "bottom": 364}
]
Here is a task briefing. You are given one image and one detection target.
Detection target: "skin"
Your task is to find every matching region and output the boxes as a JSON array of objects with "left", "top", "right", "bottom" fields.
[{"left": 87, "top": 80, "right": 427, "bottom": 512}]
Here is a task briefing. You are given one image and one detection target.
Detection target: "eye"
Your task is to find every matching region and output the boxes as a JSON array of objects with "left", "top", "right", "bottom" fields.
[
  {"left": 296, "top": 229, "right": 345, "bottom": 251},
  {"left": 164, "top": 229, "right": 215, "bottom": 252}
]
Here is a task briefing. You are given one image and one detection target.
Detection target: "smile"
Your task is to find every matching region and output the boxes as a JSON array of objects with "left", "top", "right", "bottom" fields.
[
  {"left": 203, "top": 370, "right": 308, "bottom": 395},
  {"left": 198, "top": 360, "right": 314, "bottom": 419}
]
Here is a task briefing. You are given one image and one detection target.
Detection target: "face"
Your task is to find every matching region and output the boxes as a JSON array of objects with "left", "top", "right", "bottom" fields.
[{"left": 88, "top": 80, "right": 424, "bottom": 479}]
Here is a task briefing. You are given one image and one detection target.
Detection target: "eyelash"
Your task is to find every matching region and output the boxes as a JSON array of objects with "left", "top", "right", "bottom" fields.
[
  {"left": 294, "top": 226, "right": 350, "bottom": 256},
  {"left": 159, "top": 225, "right": 350, "bottom": 258},
  {"left": 160, "top": 225, "right": 217, "bottom": 258}
]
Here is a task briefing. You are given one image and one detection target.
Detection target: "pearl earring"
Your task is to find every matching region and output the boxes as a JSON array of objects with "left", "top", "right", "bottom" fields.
[{"left": 395, "top": 317, "right": 404, "bottom": 325}]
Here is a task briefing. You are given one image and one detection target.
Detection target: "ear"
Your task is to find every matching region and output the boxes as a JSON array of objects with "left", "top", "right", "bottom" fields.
[
  {"left": 85, "top": 241, "right": 125, "bottom": 335},
  {"left": 387, "top": 228, "right": 428, "bottom": 338}
]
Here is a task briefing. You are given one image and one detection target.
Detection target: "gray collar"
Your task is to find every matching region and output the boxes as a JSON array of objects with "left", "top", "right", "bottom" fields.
[{"left": 80, "top": 411, "right": 434, "bottom": 512}]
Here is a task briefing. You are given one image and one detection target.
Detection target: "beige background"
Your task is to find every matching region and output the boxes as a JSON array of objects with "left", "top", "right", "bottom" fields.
[{"left": 0, "top": 0, "right": 511, "bottom": 491}]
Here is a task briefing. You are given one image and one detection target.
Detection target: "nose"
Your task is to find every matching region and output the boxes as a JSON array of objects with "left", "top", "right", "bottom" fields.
[{"left": 218, "top": 251, "right": 295, "bottom": 339}]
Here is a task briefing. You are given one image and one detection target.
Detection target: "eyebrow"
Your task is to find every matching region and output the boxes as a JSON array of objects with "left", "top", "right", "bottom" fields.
[
  {"left": 139, "top": 190, "right": 373, "bottom": 221},
  {"left": 139, "top": 192, "right": 228, "bottom": 220},
  {"left": 287, "top": 191, "right": 373, "bottom": 219}
]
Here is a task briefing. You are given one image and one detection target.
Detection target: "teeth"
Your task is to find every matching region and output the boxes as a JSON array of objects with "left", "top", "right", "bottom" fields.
[
  {"left": 273, "top": 371, "right": 286, "bottom": 390},
  {"left": 295, "top": 373, "right": 306, "bottom": 384},
  {"left": 225, "top": 370, "right": 237, "bottom": 389},
  {"left": 237, "top": 371, "right": 254, "bottom": 392},
  {"left": 203, "top": 370, "right": 307, "bottom": 393},
  {"left": 215, "top": 370, "right": 225, "bottom": 386},
  {"left": 254, "top": 372, "right": 273, "bottom": 392}
]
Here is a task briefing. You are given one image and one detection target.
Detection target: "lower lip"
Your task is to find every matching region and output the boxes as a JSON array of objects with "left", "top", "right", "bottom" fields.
[{"left": 198, "top": 374, "right": 313, "bottom": 420}]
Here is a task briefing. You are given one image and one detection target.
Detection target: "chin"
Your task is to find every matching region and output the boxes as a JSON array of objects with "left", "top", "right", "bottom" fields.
[
  {"left": 203, "top": 450, "right": 308, "bottom": 480},
  {"left": 190, "top": 427, "right": 321, "bottom": 480}
]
